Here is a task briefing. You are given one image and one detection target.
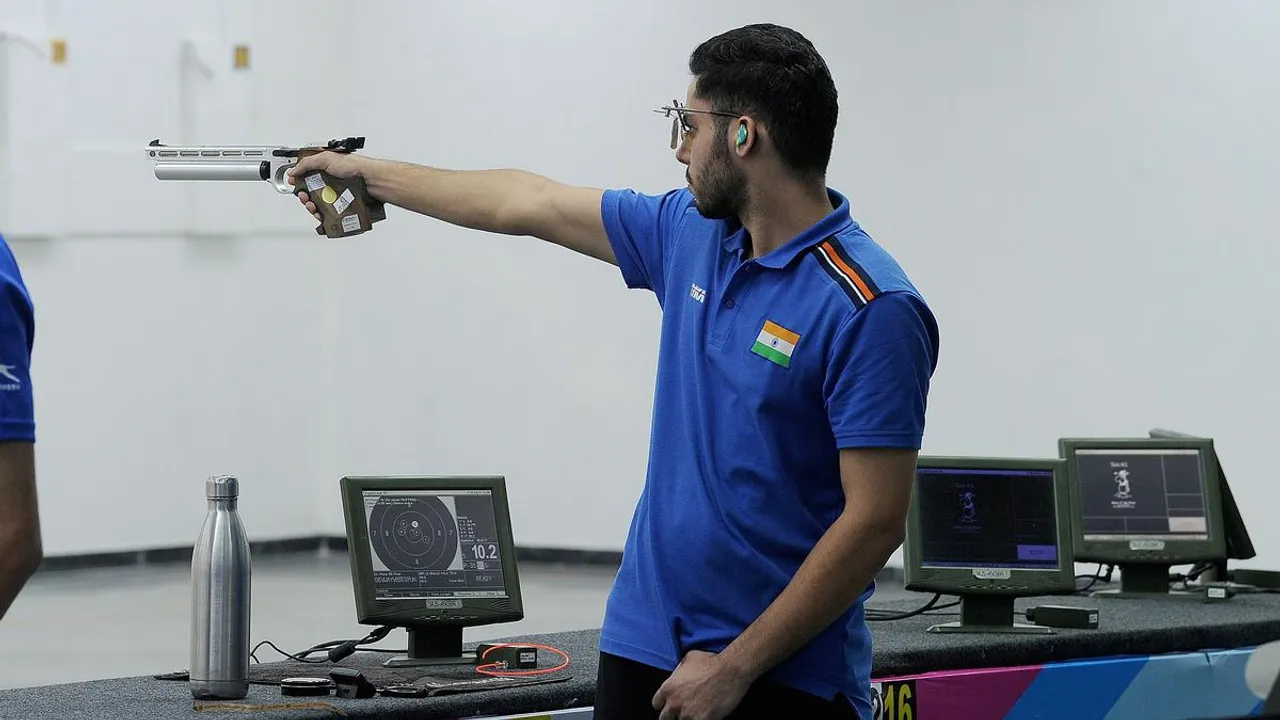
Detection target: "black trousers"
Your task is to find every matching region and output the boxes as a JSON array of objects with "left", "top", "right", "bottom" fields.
[{"left": 593, "top": 651, "right": 861, "bottom": 720}]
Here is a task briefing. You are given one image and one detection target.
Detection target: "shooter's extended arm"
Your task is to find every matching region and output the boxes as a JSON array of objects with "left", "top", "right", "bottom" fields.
[{"left": 147, "top": 136, "right": 386, "bottom": 238}]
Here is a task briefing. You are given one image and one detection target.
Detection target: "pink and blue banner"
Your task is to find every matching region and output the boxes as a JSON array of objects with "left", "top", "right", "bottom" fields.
[{"left": 871, "top": 646, "right": 1269, "bottom": 719}]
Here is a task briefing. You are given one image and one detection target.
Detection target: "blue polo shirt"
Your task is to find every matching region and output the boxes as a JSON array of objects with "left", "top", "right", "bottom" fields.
[
  {"left": 0, "top": 235, "right": 34, "bottom": 443},
  {"left": 597, "top": 187, "right": 938, "bottom": 715}
]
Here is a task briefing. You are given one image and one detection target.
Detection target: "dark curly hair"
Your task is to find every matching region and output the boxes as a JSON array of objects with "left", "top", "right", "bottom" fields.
[{"left": 690, "top": 24, "right": 839, "bottom": 181}]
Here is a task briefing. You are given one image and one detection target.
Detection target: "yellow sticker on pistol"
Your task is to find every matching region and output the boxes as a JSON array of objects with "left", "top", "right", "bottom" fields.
[{"left": 321, "top": 185, "right": 338, "bottom": 205}]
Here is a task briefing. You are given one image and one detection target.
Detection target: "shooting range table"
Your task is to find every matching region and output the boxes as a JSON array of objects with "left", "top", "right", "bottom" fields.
[{"left": 3, "top": 590, "right": 1280, "bottom": 720}]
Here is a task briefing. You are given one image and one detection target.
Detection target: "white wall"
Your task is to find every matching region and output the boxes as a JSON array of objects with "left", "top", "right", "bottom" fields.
[
  {"left": 0, "top": 0, "right": 349, "bottom": 554},
  {"left": 2, "top": 1, "right": 1278, "bottom": 568}
]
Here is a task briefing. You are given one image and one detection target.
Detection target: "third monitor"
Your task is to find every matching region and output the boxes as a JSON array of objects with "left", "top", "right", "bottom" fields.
[{"left": 1058, "top": 436, "right": 1227, "bottom": 598}]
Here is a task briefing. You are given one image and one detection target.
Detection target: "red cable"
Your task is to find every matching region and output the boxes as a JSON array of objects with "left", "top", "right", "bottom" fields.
[{"left": 475, "top": 642, "right": 571, "bottom": 677}]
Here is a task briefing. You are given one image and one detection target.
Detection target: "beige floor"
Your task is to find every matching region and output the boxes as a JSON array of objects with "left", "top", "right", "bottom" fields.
[{"left": 0, "top": 552, "right": 914, "bottom": 691}]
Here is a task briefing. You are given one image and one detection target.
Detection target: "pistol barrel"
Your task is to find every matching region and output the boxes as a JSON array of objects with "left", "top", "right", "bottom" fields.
[{"left": 153, "top": 161, "right": 270, "bottom": 182}]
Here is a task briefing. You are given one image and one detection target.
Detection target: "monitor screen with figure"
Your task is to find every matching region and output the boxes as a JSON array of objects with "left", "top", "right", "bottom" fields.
[
  {"left": 903, "top": 456, "right": 1075, "bottom": 634},
  {"left": 341, "top": 475, "right": 524, "bottom": 667},
  {"left": 1058, "top": 437, "right": 1226, "bottom": 598}
]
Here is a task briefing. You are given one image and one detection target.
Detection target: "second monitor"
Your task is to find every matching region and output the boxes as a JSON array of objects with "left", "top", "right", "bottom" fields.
[
  {"left": 1058, "top": 437, "right": 1227, "bottom": 598},
  {"left": 903, "top": 456, "right": 1076, "bottom": 634}
]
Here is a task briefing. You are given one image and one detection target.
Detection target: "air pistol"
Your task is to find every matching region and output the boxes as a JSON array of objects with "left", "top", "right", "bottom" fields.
[{"left": 146, "top": 136, "right": 386, "bottom": 238}]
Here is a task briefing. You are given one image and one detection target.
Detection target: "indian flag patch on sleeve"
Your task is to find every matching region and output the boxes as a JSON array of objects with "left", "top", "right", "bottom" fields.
[{"left": 751, "top": 320, "right": 800, "bottom": 368}]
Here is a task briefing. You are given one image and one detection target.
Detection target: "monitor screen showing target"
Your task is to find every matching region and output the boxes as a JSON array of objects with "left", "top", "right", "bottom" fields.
[
  {"left": 362, "top": 488, "right": 507, "bottom": 600},
  {"left": 340, "top": 474, "right": 525, "bottom": 666}
]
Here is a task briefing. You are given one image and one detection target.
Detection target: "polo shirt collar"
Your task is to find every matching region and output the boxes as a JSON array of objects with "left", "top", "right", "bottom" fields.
[{"left": 721, "top": 188, "right": 857, "bottom": 269}]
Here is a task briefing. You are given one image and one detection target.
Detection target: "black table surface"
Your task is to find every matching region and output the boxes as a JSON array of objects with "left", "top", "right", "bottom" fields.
[{"left": 4, "top": 589, "right": 1280, "bottom": 719}]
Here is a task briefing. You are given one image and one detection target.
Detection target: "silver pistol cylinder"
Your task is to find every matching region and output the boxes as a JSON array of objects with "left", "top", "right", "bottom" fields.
[{"left": 154, "top": 162, "right": 270, "bottom": 182}]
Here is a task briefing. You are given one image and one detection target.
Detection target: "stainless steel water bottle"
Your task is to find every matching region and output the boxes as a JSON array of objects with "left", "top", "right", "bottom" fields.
[{"left": 189, "top": 474, "right": 252, "bottom": 700}]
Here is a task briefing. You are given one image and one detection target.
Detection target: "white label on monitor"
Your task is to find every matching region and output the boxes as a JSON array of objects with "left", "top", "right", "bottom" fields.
[
  {"left": 1169, "top": 517, "right": 1207, "bottom": 533},
  {"left": 972, "top": 568, "right": 1012, "bottom": 580},
  {"left": 423, "top": 599, "right": 463, "bottom": 609},
  {"left": 1129, "top": 539, "right": 1165, "bottom": 551}
]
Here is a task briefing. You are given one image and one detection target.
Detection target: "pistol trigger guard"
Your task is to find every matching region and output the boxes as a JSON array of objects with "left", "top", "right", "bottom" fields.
[{"left": 271, "top": 162, "right": 298, "bottom": 194}]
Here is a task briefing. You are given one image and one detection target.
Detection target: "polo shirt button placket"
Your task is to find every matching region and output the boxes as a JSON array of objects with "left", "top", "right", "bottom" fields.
[
  {"left": 711, "top": 287, "right": 743, "bottom": 348},
  {"left": 711, "top": 260, "right": 758, "bottom": 347}
]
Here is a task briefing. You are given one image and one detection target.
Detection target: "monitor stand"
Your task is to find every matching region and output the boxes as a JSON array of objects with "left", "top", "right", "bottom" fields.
[
  {"left": 1090, "top": 563, "right": 1199, "bottom": 600},
  {"left": 927, "top": 595, "right": 1050, "bottom": 635},
  {"left": 1198, "top": 560, "right": 1230, "bottom": 584},
  {"left": 383, "top": 625, "right": 477, "bottom": 668}
]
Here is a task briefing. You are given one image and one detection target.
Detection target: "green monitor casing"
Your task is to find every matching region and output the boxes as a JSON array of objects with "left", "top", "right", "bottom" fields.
[
  {"left": 1058, "top": 437, "right": 1226, "bottom": 598},
  {"left": 340, "top": 475, "right": 524, "bottom": 667},
  {"left": 904, "top": 456, "right": 1075, "bottom": 634}
]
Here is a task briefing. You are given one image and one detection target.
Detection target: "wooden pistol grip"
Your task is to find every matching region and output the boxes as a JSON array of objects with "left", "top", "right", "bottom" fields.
[{"left": 291, "top": 148, "right": 387, "bottom": 238}]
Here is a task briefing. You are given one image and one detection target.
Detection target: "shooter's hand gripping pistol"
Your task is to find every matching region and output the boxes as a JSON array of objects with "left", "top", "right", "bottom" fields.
[{"left": 146, "top": 136, "right": 387, "bottom": 238}]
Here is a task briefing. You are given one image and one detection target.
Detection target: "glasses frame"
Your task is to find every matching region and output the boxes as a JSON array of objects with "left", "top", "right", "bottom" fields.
[{"left": 653, "top": 99, "right": 744, "bottom": 149}]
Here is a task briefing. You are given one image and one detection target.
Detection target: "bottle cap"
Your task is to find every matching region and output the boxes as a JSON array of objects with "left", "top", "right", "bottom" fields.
[{"left": 206, "top": 474, "right": 239, "bottom": 499}]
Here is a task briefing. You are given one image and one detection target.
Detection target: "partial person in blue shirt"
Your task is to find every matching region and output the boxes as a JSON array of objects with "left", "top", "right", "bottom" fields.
[
  {"left": 290, "top": 22, "right": 937, "bottom": 720},
  {"left": 0, "top": 232, "right": 41, "bottom": 622}
]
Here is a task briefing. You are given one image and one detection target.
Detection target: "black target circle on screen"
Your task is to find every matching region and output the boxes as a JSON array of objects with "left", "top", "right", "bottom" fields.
[{"left": 368, "top": 496, "right": 459, "bottom": 571}]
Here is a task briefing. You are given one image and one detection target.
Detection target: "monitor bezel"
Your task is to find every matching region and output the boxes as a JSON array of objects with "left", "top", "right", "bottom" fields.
[
  {"left": 903, "top": 456, "right": 1076, "bottom": 596},
  {"left": 1058, "top": 437, "right": 1227, "bottom": 564},
  {"left": 339, "top": 475, "right": 524, "bottom": 627}
]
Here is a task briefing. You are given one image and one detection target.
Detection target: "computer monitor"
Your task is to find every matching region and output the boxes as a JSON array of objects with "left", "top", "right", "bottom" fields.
[
  {"left": 1058, "top": 437, "right": 1227, "bottom": 598},
  {"left": 340, "top": 475, "right": 524, "bottom": 667},
  {"left": 1148, "top": 428, "right": 1256, "bottom": 582},
  {"left": 903, "top": 456, "right": 1076, "bottom": 634}
]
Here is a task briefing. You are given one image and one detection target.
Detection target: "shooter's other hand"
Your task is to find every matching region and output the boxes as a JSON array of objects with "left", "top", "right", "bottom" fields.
[{"left": 287, "top": 150, "right": 367, "bottom": 222}]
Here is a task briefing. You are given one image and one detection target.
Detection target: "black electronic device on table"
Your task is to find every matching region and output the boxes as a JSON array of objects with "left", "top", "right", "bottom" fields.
[
  {"left": 339, "top": 475, "right": 524, "bottom": 668},
  {"left": 1058, "top": 436, "right": 1227, "bottom": 599},
  {"left": 1148, "top": 428, "right": 1261, "bottom": 586},
  {"left": 902, "top": 455, "right": 1077, "bottom": 635}
]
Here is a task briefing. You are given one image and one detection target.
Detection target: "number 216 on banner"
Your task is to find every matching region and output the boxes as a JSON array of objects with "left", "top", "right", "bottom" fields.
[{"left": 872, "top": 679, "right": 916, "bottom": 720}]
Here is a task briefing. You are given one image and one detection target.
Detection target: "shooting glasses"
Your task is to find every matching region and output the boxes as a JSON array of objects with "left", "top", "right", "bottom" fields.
[{"left": 653, "top": 99, "right": 744, "bottom": 149}]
